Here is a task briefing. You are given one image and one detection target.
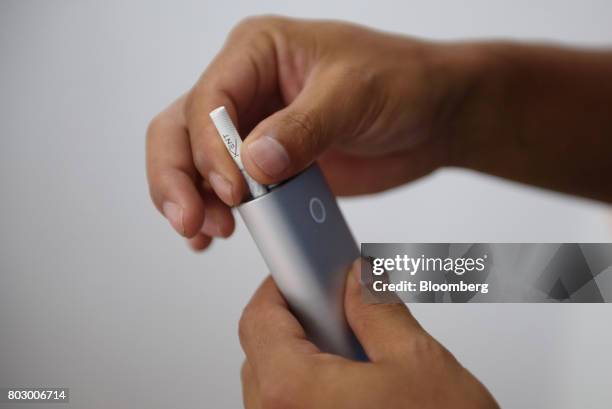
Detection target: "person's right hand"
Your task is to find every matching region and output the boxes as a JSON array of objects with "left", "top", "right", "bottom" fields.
[
  {"left": 146, "top": 16, "right": 479, "bottom": 249},
  {"left": 239, "top": 260, "right": 500, "bottom": 409}
]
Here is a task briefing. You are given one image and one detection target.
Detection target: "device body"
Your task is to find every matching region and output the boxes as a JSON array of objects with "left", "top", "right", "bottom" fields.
[{"left": 238, "top": 165, "right": 365, "bottom": 360}]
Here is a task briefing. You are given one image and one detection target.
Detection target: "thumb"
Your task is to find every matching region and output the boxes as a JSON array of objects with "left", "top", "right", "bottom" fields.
[
  {"left": 241, "top": 68, "right": 366, "bottom": 184},
  {"left": 344, "top": 259, "right": 427, "bottom": 362}
]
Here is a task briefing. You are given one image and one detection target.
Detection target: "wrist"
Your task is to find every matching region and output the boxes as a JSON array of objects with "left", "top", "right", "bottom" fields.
[{"left": 431, "top": 42, "right": 510, "bottom": 170}]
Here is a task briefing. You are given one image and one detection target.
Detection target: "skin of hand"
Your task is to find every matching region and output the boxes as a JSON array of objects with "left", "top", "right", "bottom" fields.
[
  {"left": 145, "top": 16, "right": 481, "bottom": 250},
  {"left": 239, "top": 260, "right": 500, "bottom": 409},
  {"left": 147, "top": 15, "right": 612, "bottom": 250}
]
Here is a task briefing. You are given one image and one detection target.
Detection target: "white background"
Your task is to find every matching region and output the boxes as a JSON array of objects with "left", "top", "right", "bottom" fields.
[{"left": 1, "top": 0, "right": 611, "bottom": 408}]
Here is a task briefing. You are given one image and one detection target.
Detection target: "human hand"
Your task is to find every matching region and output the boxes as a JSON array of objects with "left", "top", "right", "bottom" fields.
[
  {"left": 238, "top": 260, "right": 498, "bottom": 409},
  {"left": 146, "top": 16, "right": 477, "bottom": 250}
]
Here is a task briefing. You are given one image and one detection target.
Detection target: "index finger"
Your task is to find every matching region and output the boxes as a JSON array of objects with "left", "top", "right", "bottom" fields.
[{"left": 184, "top": 17, "right": 282, "bottom": 205}]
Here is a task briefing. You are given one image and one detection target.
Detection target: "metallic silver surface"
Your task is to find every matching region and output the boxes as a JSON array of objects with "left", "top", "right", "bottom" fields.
[{"left": 238, "top": 165, "right": 364, "bottom": 359}]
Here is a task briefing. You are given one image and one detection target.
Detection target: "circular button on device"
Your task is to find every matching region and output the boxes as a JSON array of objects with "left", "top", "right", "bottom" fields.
[{"left": 309, "top": 197, "right": 326, "bottom": 224}]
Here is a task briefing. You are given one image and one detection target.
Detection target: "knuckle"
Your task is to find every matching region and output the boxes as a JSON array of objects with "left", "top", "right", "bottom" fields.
[
  {"left": 240, "top": 361, "right": 251, "bottom": 384},
  {"left": 182, "top": 90, "right": 196, "bottom": 120},
  {"left": 232, "top": 15, "right": 286, "bottom": 39},
  {"left": 241, "top": 14, "right": 285, "bottom": 30},
  {"left": 191, "top": 148, "right": 208, "bottom": 175},
  {"left": 236, "top": 15, "right": 267, "bottom": 30},
  {"left": 238, "top": 303, "right": 259, "bottom": 344},
  {"left": 375, "top": 302, "right": 409, "bottom": 318},
  {"left": 146, "top": 113, "right": 165, "bottom": 141},
  {"left": 410, "top": 333, "right": 447, "bottom": 360},
  {"left": 146, "top": 166, "right": 170, "bottom": 208},
  {"left": 335, "top": 64, "right": 370, "bottom": 80},
  {"left": 334, "top": 64, "right": 381, "bottom": 94},
  {"left": 412, "top": 332, "right": 435, "bottom": 351},
  {"left": 146, "top": 169, "right": 183, "bottom": 208},
  {"left": 282, "top": 110, "right": 321, "bottom": 153},
  {"left": 356, "top": 302, "right": 401, "bottom": 323},
  {"left": 237, "top": 307, "right": 252, "bottom": 344},
  {"left": 260, "top": 377, "right": 303, "bottom": 409}
]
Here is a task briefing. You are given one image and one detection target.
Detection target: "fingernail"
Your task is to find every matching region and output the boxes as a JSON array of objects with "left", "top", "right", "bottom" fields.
[
  {"left": 201, "top": 217, "right": 222, "bottom": 237},
  {"left": 162, "top": 201, "right": 184, "bottom": 235},
  {"left": 209, "top": 172, "right": 235, "bottom": 205},
  {"left": 246, "top": 135, "right": 290, "bottom": 177}
]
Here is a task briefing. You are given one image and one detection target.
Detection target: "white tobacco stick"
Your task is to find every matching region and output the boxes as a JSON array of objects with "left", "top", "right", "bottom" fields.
[{"left": 209, "top": 106, "right": 268, "bottom": 199}]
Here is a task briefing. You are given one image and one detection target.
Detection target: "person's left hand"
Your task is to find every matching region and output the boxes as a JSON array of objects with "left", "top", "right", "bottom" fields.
[{"left": 239, "top": 260, "right": 499, "bottom": 409}]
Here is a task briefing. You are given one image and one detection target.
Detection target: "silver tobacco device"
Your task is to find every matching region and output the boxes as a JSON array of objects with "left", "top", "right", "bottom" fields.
[{"left": 238, "top": 165, "right": 365, "bottom": 359}]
